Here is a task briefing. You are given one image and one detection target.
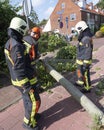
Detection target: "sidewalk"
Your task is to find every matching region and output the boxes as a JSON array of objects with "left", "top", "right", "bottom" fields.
[
  {"left": 0, "top": 40, "right": 104, "bottom": 130},
  {"left": 0, "top": 86, "right": 93, "bottom": 130}
]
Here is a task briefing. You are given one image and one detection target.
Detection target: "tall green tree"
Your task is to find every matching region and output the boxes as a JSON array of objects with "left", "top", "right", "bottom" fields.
[
  {"left": 0, "top": 1, "right": 17, "bottom": 70},
  {"left": 0, "top": 0, "right": 39, "bottom": 70},
  {"left": 0, "top": 0, "right": 39, "bottom": 71},
  {"left": 29, "top": 9, "right": 39, "bottom": 24}
]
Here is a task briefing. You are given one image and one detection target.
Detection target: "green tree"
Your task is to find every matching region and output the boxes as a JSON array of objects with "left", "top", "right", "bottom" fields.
[
  {"left": 29, "top": 9, "right": 39, "bottom": 24},
  {"left": 0, "top": 1, "right": 17, "bottom": 70},
  {"left": 38, "top": 19, "right": 47, "bottom": 27},
  {"left": 96, "top": 0, "right": 104, "bottom": 9},
  {"left": 0, "top": 0, "right": 39, "bottom": 71}
]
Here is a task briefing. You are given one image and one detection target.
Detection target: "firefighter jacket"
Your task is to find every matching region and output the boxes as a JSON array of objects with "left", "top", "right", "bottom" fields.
[
  {"left": 4, "top": 29, "right": 37, "bottom": 88},
  {"left": 76, "top": 28, "right": 93, "bottom": 65},
  {"left": 23, "top": 35, "right": 40, "bottom": 60}
]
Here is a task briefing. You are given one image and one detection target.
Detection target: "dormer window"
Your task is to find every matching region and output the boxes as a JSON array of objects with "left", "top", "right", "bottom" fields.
[
  {"left": 95, "top": 15, "right": 98, "bottom": 21},
  {"left": 87, "top": 13, "right": 90, "bottom": 21}
]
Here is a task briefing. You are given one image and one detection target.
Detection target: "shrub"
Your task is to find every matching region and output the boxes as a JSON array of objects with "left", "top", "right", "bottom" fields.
[
  {"left": 38, "top": 32, "right": 68, "bottom": 53},
  {"left": 100, "top": 26, "right": 104, "bottom": 35},
  {"left": 55, "top": 45, "right": 76, "bottom": 60},
  {"left": 50, "top": 45, "right": 77, "bottom": 73},
  {"left": 95, "top": 31, "right": 104, "bottom": 38}
]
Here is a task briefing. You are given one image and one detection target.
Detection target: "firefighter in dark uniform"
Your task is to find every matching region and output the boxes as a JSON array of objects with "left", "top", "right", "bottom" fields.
[
  {"left": 23, "top": 27, "right": 44, "bottom": 93},
  {"left": 23, "top": 27, "right": 41, "bottom": 66},
  {"left": 4, "top": 17, "right": 40, "bottom": 130},
  {"left": 75, "top": 21, "right": 93, "bottom": 93}
]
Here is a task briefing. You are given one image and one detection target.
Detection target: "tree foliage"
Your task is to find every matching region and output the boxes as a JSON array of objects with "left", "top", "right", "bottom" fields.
[
  {"left": 29, "top": 9, "right": 39, "bottom": 24},
  {"left": 96, "top": 0, "right": 104, "bottom": 9},
  {"left": 0, "top": 1, "right": 17, "bottom": 70},
  {"left": 38, "top": 19, "right": 47, "bottom": 27},
  {"left": 0, "top": 0, "right": 39, "bottom": 71},
  {"left": 38, "top": 32, "right": 68, "bottom": 53}
]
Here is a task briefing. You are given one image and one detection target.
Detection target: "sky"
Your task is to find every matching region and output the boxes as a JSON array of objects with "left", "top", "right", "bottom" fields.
[{"left": 10, "top": 0, "right": 99, "bottom": 21}]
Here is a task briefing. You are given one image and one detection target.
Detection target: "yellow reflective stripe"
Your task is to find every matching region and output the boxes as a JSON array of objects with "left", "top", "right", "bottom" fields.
[
  {"left": 23, "top": 40, "right": 31, "bottom": 54},
  {"left": 76, "top": 60, "right": 83, "bottom": 65},
  {"left": 12, "top": 77, "right": 37, "bottom": 87},
  {"left": 31, "top": 61, "right": 36, "bottom": 65},
  {"left": 84, "top": 71, "right": 91, "bottom": 90},
  {"left": 11, "top": 78, "right": 29, "bottom": 87},
  {"left": 77, "top": 80, "right": 84, "bottom": 85},
  {"left": 24, "top": 117, "right": 29, "bottom": 124},
  {"left": 79, "top": 42, "right": 83, "bottom": 45},
  {"left": 23, "top": 40, "right": 31, "bottom": 48},
  {"left": 4, "top": 49, "right": 14, "bottom": 65},
  {"left": 83, "top": 60, "right": 92, "bottom": 64},
  {"left": 29, "top": 92, "right": 37, "bottom": 127},
  {"left": 84, "top": 86, "right": 91, "bottom": 90},
  {"left": 30, "top": 78, "right": 37, "bottom": 85}
]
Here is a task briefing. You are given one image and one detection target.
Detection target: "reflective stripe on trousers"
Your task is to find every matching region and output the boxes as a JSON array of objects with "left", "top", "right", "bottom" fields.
[
  {"left": 76, "top": 64, "right": 91, "bottom": 90},
  {"left": 23, "top": 89, "right": 41, "bottom": 127},
  {"left": 15, "top": 86, "right": 41, "bottom": 127},
  {"left": 84, "top": 69, "right": 91, "bottom": 90}
]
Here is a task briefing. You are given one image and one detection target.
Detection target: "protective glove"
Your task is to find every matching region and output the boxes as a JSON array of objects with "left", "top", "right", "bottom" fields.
[
  {"left": 23, "top": 86, "right": 32, "bottom": 94},
  {"left": 32, "top": 82, "right": 44, "bottom": 93},
  {"left": 22, "top": 82, "right": 32, "bottom": 94}
]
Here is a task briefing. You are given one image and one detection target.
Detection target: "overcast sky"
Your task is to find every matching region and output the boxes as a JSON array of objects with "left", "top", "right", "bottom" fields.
[{"left": 10, "top": 0, "right": 99, "bottom": 21}]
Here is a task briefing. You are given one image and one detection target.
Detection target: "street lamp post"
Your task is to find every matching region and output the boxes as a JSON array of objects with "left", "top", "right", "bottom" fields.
[
  {"left": 23, "top": 0, "right": 30, "bottom": 30},
  {"left": 23, "top": 0, "right": 32, "bottom": 30}
]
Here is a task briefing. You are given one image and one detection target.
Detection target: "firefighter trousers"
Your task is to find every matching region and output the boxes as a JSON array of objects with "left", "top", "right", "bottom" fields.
[
  {"left": 76, "top": 64, "right": 91, "bottom": 90},
  {"left": 15, "top": 85, "right": 41, "bottom": 127}
]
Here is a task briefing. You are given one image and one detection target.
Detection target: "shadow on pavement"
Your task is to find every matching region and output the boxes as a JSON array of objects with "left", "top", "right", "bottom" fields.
[{"left": 38, "top": 96, "right": 82, "bottom": 130}]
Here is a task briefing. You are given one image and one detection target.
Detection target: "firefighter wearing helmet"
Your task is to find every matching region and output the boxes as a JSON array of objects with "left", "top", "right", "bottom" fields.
[
  {"left": 75, "top": 21, "right": 93, "bottom": 93},
  {"left": 23, "top": 27, "right": 41, "bottom": 61},
  {"left": 31, "top": 27, "right": 41, "bottom": 40},
  {"left": 4, "top": 17, "right": 40, "bottom": 130}
]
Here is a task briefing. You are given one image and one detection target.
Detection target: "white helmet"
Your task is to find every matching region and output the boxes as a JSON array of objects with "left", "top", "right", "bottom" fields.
[
  {"left": 9, "top": 17, "right": 27, "bottom": 35},
  {"left": 75, "top": 21, "right": 88, "bottom": 34}
]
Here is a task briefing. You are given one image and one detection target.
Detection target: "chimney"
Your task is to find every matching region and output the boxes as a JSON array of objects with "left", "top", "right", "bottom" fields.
[
  {"left": 98, "top": 8, "right": 101, "bottom": 13},
  {"left": 77, "top": 0, "right": 86, "bottom": 9},
  {"left": 89, "top": 2, "right": 93, "bottom": 10},
  {"left": 72, "top": 0, "right": 79, "bottom": 4},
  {"left": 83, "top": 0, "right": 87, "bottom": 9}
]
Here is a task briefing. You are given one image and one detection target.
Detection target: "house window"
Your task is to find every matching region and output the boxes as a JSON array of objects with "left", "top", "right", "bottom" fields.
[
  {"left": 70, "top": 13, "right": 76, "bottom": 21},
  {"left": 61, "top": 2, "right": 65, "bottom": 9},
  {"left": 87, "top": 13, "right": 90, "bottom": 21},
  {"left": 95, "top": 15, "right": 98, "bottom": 21}
]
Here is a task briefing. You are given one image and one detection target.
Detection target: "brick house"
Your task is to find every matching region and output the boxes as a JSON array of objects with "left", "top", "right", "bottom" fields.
[{"left": 43, "top": 0, "right": 104, "bottom": 35}]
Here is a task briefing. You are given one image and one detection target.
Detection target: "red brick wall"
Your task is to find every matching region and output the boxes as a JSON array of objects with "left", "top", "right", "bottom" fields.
[
  {"left": 49, "top": 0, "right": 104, "bottom": 35},
  {"left": 50, "top": 0, "right": 81, "bottom": 35}
]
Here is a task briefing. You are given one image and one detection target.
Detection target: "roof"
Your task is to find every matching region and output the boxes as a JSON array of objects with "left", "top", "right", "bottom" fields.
[
  {"left": 75, "top": 1, "right": 104, "bottom": 16},
  {"left": 42, "top": 19, "right": 51, "bottom": 32}
]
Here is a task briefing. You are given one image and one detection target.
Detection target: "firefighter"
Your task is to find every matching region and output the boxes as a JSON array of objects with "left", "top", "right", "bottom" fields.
[
  {"left": 23, "top": 27, "right": 41, "bottom": 64},
  {"left": 4, "top": 17, "right": 40, "bottom": 130},
  {"left": 23, "top": 27, "right": 44, "bottom": 94},
  {"left": 75, "top": 21, "right": 93, "bottom": 93}
]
